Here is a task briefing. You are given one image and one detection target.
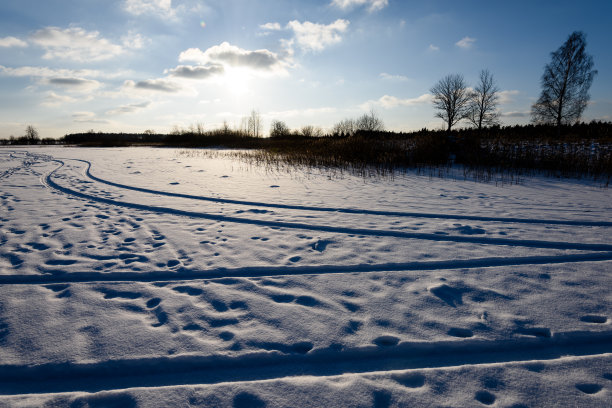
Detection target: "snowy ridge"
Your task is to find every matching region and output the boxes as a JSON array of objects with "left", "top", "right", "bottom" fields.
[{"left": 1, "top": 330, "right": 610, "bottom": 395}]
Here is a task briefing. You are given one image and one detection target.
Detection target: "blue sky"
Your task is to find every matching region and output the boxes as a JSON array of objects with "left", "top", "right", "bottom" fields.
[{"left": 1, "top": 0, "right": 611, "bottom": 139}]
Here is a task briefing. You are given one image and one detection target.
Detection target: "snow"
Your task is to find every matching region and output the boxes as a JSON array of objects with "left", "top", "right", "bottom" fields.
[{"left": 0, "top": 147, "right": 610, "bottom": 407}]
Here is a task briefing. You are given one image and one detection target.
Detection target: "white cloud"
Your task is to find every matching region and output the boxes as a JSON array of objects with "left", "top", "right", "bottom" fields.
[
  {"left": 123, "top": 79, "right": 182, "bottom": 93},
  {"left": 123, "top": 0, "right": 175, "bottom": 17},
  {"left": 498, "top": 90, "right": 520, "bottom": 104},
  {"left": 46, "top": 77, "right": 101, "bottom": 92},
  {"left": 0, "top": 65, "right": 126, "bottom": 79},
  {"left": 71, "top": 111, "right": 109, "bottom": 124},
  {"left": 455, "top": 36, "right": 476, "bottom": 49},
  {"left": 166, "top": 64, "right": 225, "bottom": 79},
  {"left": 428, "top": 44, "right": 440, "bottom": 52},
  {"left": 30, "top": 27, "right": 124, "bottom": 62},
  {"left": 178, "top": 42, "right": 289, "bottom": 74},
  {"left": 0, "top": 36, "right": 28, "bottom": 48},
  {"left": 286, "top": 19, "right": 349, "bottom": 52},
  {"left": 121, "top": 30, "right": 150, "bottom": 49},
  {"left": 362, "top": 94, "right": 433, "bottom": 110},
  {"left": 501, "top": 111, "right": 529, "bottom": 118},
  {"left": 40, "top": 91, "right": 77, "bottom": 107},
  {"left": 331, "top": 0, "right": 388, "bottom": 12},
  {"left": 106, "top": 101, "right": 151, "bottom": 116},
  {"left": 260, "top": 22, "right": 282, "bottom": 31},
  {"left": 380, "top": 73, "right": 409, "bottom": 81}
]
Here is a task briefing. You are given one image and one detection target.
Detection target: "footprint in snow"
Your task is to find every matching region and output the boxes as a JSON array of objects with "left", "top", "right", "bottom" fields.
[
  {"left": 233, "top": 392, "right": 266, "bottom": 408},
  {"left": 183, "top": 323, "right": 205, "bottom": 331},
  {"left": 447, "top": 327, "right": 474, "bottom": 338},
  {"left": 475, "top": 390, "right": 496, "bottom": 405},
  {"left": 219, "top": 331, "right": 235, "bottom": 341},
  {"left": 172, "top": 285, "right": 203, "bottom": 296},
  {"left": 580, "top": 315, "right": 607, "bottom": 324},
  {"left": 372, "top": 390, "right": 392, "bottom": 408},
  {"left": 270, "top": 293, "right": 295, "bottom": 303},
  {"left": 454, "top": 224, "right": 486, "bottom": 235},
  {"left": 295, "top": 295, "right": 320, "bottom": 307},
  {"left": 515, "top": 327, "right": 551, "bottom": 338},
  {"left": 311, "top": 239, "right": 333, "bottom": 252},
  {"left": 430, "top": 284, "right": 464, "bottom": 307},
  {"left": 373, "top": 335, "right": 399, "bottom": 347},
  {"left": 146, "top": 298, "right": 161, "bottom": 308},
  {"left": 393, "top": 373, "right": 425, "bottom": 388},
  {"left": 210, "top": 299, "right": 229, "bottom": 312},
  {"left": 97, "top": 288, "right": 143, "bottom": 300},
  {"left": 152, "top": 306, "right": 168, "bottom": 327},
  {"left": 576, "top": 383, "right": 603, "bottom": 394}
]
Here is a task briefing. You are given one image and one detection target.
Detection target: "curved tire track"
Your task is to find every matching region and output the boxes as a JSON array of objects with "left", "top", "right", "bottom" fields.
[
  {"left": 43, "top": 160, "right": 612, "bottom": 252},
  {"left": 73, "top": 158, "right": 612, "bottom": 227},
  {"left": 3, "top": 252, "right": 612, "bottom": 285}
]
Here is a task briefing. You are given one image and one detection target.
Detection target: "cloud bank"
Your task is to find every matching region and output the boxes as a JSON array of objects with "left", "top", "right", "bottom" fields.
[{"left": 178, "top": 42, "right": 288, "bottom": 74}]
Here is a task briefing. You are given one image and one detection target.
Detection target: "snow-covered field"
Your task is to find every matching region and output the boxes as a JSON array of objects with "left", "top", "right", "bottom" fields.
[{"left": 0, "top": 147, "right": 610, "bottom": 407}]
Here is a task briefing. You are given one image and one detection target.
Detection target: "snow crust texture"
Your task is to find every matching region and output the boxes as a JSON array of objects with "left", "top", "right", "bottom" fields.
[{"left": 0, "top": 147, "right": 610, "bottom": 407}]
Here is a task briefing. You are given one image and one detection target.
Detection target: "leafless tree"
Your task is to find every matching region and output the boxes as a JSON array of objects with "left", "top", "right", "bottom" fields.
[
  {"left": 467, "top": 69, "right": 500, "bottom": 130},
  {"left": 300, "top": 125, "right": 324, "bottom": 137},
  {"left": 247, "top": 109, "right": 262, "bottom": 138},
  {"left": 25, "top": 125, "right": 40, "bottom": 144},
  {"left": 239, "top": 117, "right": 249, "bottom": 137},
  {"left": 431, "top": 74, "right": 471, "bottom": 132},
  {"left": 532, "top": 31, "right": 597, "bottom": 132},
  {"left": 355, "top": 109, "right": 384, "bottom": 132},
  {"left": 332, "top": 118, "right": 356, "bottom": 137},
  {"left": 270, "top": 120, "right": 290, "bottom": 137}
]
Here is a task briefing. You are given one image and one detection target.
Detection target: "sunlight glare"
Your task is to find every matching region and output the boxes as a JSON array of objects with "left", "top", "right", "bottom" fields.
[{"left": 222, "top": 68, "right": 251, "bottom": 96}]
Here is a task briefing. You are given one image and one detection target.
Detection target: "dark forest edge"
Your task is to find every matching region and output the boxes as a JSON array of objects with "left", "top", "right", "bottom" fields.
[{"left": 2, "top": 121, "right": 611, "bottom": 184}]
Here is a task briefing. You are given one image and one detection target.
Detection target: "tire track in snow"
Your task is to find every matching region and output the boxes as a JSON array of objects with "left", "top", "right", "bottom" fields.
[
  {"left": 2, "top": 252, "right": 612, "bottom": 285},
  {"left": 43, "top": 161, "right": 612, "bottom": 252},
  {"left": 72, "top": 158, "right": 612, "bottom": 227},
  {"left": 0, "top": 330, "right": 610, "bottom": 395}
]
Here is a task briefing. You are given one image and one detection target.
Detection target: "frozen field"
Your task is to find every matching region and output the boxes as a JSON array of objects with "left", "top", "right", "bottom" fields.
[{"left": 0, "top": 147, "right": 610, "bottom": 407}]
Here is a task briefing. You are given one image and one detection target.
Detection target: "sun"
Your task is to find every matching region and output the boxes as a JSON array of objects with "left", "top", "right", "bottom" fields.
[{"left": 223, "top": 68, "right": 251, "bottom": 96}]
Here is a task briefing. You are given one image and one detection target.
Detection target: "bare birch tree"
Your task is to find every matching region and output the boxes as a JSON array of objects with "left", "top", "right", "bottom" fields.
[
  {"left": 531, "top": 31, "right": 597, "bottom": 132},
  {"left": 247, "top": 109, "right": 262, "bottom": 138}
]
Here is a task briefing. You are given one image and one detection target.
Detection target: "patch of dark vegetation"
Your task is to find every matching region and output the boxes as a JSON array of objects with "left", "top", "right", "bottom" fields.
[{"left": 15, "top": 122, "right": 609, "bottom": 184}]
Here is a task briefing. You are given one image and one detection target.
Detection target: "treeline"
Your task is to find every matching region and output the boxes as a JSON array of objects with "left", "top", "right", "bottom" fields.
[
  {"left": 54, "top": 121, "right": 612, "bottom": 181},
  {"left": 0, "top": 125, "right": 58, "bottom": 145},
  {"left": 238, "top": 122, "right": 612, "bottom": 181},
  {"left": 3, "top": 122, "right": 611, "bottom": 181}
]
